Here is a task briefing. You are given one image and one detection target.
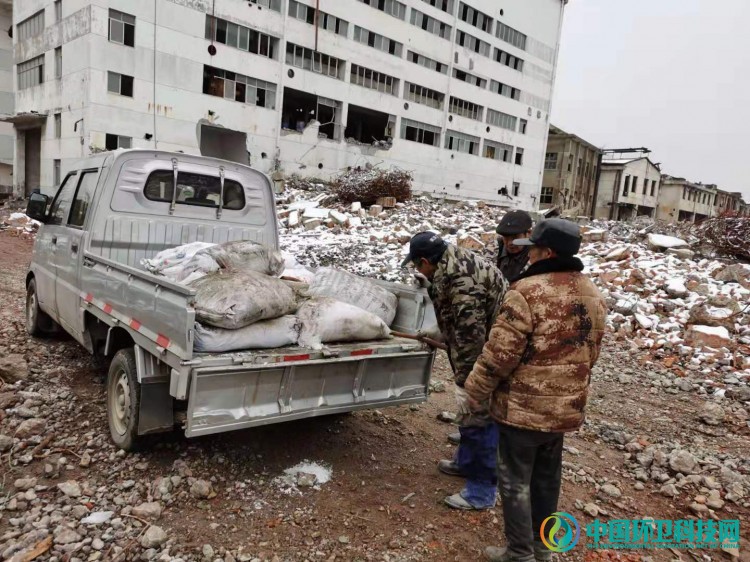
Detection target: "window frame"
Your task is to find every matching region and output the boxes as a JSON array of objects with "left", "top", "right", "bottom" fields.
[
  {"left": 108, "top": 9, "right": 136, "bottom": 47},
  {"left": 47, "top": 172, "right": 79, "bottom": 226},
  {"left": 142, "top": 169, "right": 247, "bottom": 211},
  {"left": 68, "top": 169, "right": 99, "bottom": 229},
  {"left": 107, "top": 71, "right": 134, "bottom": 97}
]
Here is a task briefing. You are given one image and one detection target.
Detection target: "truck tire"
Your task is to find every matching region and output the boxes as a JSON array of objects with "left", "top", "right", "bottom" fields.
[
  {"left": 26, "top": 278, "right": 55, "bottom": 336},
  {"left": 107, "top": 348, "right": 142, "bottom": 451}
]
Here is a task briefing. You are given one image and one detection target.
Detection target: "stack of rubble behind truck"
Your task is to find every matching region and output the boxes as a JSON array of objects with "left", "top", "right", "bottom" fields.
[{"left": 141, "top": 240, "right": 397, "bottom": 353}]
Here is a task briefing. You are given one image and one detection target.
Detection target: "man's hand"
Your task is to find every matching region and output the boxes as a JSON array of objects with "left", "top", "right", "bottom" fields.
[
  {"left": 417, "top": 324, "right": 444, "bottom": 344},
  {"left": 413, "top": 272, "right": 430, "bottom": 289},
  {"left": 454, "top": 386, "right": 472, "bottom": 417}
]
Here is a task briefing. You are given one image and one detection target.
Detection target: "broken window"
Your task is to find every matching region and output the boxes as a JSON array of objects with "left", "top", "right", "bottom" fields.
[
  {"left": 519, "top": 119, "right": 528, "bottom": 134},
  {"left": 651, "top": 180, "right": 656, "bottom": 196},
  {"left": 281, "top": 88, "right": 341, "bottom": 141},
  {"left": 515, "top": 147, "right": 524, "bottom": 165},
  {"left": 356, "top": 0, "right": 407, "bottom": 20},
  {"left": 410, "top": 9, "right": 452, "bottom": 39},
  {"left": 249, "top": 0, "right": 281, "bottom": 11},
  {"left": 404, "top": 82, "right": 445, "bottom": 110},
  {"left": 288, "top": 1, "right": 349, "bottom": 36},
  {"left": 401, "top": 118, "right": 441, "bottom": 147},
  {"left": 544, "top": 152, "right": 558, "bottom": 170},
  {"left": 449, "top": 96, "right": 483, "bottom": 121},
  {"left": 455, "top": 30, "right": 491, "bottom": 57},
  {"left": 445, "top": 130, "right": 479, "bottom": 155},
  {"left": 408, "top": 51, "right": 447, "bottom": 74},
  {"left": 202, "top": 65, "right": 277, "bottom": 109},
  {"left": 285, "top": 42, "right": 344, "bottom": 79},
  {"left": 631, "top": 176, "right": 638, "bottom": 193},
  {"left": 345, "top": 105, "right": 394, "bottom": 144},
  {"left": 109, "top": 9, "right": 135, "bottom": 47},
  {"left": 452, "top": 68, "right": 486, "bottom": 88},
  {"left": 105, "top": 134, "right": 132, "bottom": 150},
  {"left": 490, "top": 80, "right": 520, "bottom": 101},
  {"left": 350, "top": 64, "right": 399, "bottom": 95},
  {"left": 494, "top": 48, "right": 524, "bottom": 72},
  {"left": 623, "top": 175, "right": 631, "bottom": 196},
  {"left": 513, "top": 182, "right": 520, "bottom": 197},
  {"left": 459, "top": 2, "right": 493, "bottom": 33},
  {"left": 353, "top": 26, "right": 403, "bottom": 57},
  {"left": 421, "top": 0, "right": 454, "bottom": 14},
  {"left": 484, "top": 140, "right": 513, "bottom": 162},
  {"left": 206, "top": 16, "right": 278, "bottom": 59},
  {"left": 540, "top": 187, "right": 554, "bottom": 205}
]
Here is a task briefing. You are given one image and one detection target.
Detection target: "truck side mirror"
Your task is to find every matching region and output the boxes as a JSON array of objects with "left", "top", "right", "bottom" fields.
[{"left": 26, "top": 192, "right": 49, "bottom": 223}]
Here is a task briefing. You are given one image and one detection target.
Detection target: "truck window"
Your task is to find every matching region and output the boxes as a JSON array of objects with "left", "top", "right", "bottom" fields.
[
  {"left": 144, "top": 170, "right": 245, "bottom": 210},
  {"left": 68, "top": 170, "right": 99, "bottom": 228},
  {"left": 47, "top": 172, "right": 78, "bottom": 225}
]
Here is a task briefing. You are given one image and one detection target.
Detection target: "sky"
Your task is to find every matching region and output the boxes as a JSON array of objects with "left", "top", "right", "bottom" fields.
[{"left": 552, "top": 0, "right": 750, "bottom": 200}]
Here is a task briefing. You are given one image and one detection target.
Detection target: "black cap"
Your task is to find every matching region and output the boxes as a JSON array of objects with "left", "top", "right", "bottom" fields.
[
  {"left": 496, "top": 210, "right": 533, "bottom": 235},
  {"left": 401, "top": 232, "right": 448, "bottom": 268},
  {"left": 513, "top": 218, "right": 581, "bottom": 256}
]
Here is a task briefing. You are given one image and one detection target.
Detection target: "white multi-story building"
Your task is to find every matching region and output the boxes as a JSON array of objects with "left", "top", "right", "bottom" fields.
[
  {"left": 0, "top": 0, "right": 13, "bottom": 196},
  {"left": 4, "top": 0, "right": 566, "bottom": 208},
  {"left": 593, "top": 151, "right": 662, "bottom": 220}
]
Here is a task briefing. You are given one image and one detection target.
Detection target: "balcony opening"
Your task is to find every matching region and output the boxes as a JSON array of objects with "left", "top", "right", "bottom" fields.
[{"left": 345, "top": 104, "right": 394, "bottom": 147}]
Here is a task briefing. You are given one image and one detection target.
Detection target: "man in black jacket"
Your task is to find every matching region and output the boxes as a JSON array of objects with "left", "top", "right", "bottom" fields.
[{"left": 496, "top": 211, "right": 533, "bottom": 283}]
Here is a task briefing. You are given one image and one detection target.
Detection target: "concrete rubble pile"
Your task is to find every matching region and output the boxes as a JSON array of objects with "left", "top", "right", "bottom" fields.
[
  {"left": 1, "top": 212, "right": 41, "bottom": 236},
  {"left": 277, "top": 188, "right": 750, "bottom": 399}
]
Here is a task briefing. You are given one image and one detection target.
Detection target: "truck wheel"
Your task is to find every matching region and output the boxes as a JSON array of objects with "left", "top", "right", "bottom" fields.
[
  {"left": 107, "top": 348, "right": 142, "bottom": 451},
  {"left": 26, "top": 278, "right": 54, "bottom": 336}
]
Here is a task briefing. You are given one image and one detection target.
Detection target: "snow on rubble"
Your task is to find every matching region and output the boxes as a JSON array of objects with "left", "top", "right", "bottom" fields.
[{"left": 277, "top": 186, "right": 750, "bottom": 400}]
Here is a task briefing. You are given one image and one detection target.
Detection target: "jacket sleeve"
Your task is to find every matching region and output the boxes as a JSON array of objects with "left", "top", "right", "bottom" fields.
[
  {"left": 465, "top": 289, "right": 533, "bottom": 406},
  {"left": 448, "top": 278, "right": 493, "bottom": 386}
]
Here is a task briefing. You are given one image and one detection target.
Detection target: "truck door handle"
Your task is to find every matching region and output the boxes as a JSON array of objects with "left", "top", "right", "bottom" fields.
[
  {"left": 71, "top": 243, "right": 79, "bottom": 253},
  {"left": 51, "top": 236, "right": 57, "bottom": 245}
]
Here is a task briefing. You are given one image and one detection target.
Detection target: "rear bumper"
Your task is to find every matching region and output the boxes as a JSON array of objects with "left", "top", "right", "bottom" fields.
[{"left": 185, "top": 351, "right": 434, "bottom": 437}]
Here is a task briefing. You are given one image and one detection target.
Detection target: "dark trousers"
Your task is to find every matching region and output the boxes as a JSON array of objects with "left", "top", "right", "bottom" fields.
[{"left": 496, "top": 424, "right": 564, "bottom": 562}]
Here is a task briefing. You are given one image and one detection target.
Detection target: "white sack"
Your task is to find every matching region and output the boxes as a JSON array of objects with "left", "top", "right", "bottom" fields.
[
  {"left": 142, "top": 241, "right": 216, "bottom": 274},
  {"left": 190, "top": 270, "right": 297, "bottom": 329},
  {"left": 161, "top": 252, "right": 221, "bottom": 283},
  {"left": 307, "top": 267, "right": 398, "bottom": 325},
  {"left": 203, "top": 240, "right": 285, "bottom": 276},
  {"left": 297, "top": 297, "right": 391, "bottom": 350},
  {"left": 194, "top": 316, "right": 300, "bottom": 352}
]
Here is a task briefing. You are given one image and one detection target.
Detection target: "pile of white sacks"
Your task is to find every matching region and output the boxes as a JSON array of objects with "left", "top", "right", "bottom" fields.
[{"left": 141, "top": 241, "right": 397, "bottom": 352}]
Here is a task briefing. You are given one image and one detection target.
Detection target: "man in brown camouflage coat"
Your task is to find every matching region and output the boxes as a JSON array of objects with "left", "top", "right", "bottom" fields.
[
  {"left": 464, "top": 219, "right": 607, "bottom": 562},
  {"left": 402, "top": 232, "right": 507, "bottom": 510}
]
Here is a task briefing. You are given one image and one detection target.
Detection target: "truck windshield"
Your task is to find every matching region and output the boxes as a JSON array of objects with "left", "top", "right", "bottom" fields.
[{"left": 144, "top": 170, "right": 245, "bottom": 210}]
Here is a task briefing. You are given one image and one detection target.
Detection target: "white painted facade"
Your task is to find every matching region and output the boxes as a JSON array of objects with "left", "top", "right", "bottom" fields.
[
  {"left": 656, "top": 176, "right": 717, "bottom": 223},
  {"left": 0, "top": 1, "right": 13, "bottom": 192},
  {"left": 8, "top": 0, "right": 566, "bottom": 206},
  {"left": 594, "top": 157, "right": 662, "bottom": 220}
]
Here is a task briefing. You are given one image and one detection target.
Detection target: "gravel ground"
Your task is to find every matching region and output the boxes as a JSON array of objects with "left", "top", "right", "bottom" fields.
[{"left": 0, "top": 229, "right": 748, "bottom": 562}]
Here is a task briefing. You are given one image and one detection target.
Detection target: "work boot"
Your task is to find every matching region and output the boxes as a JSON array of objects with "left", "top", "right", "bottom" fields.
[
  {"left": 485, "top": 546, "right": 512, "bottom": 562},
  {"left": 447, "top": 432, "right": 461, "bottom": 445},
  {"left": 444, "top": 492, "right": 494, "bottom": 511},
  {"left": 533, "top": 542, "right": 553, "bottom": 562},
  {"left": 437, "top": 459, "right": 463, "bottom": 477}
]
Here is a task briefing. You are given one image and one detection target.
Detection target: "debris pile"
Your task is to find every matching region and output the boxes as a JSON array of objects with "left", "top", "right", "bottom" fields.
[
  {"left": 1, "top": 212, "right": 40, "bottom": 236},
  {"left": 329, "top": 167, "right": 412, "bottom": 206}
]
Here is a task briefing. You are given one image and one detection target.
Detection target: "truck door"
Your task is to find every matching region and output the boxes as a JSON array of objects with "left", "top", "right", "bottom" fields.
[
  {"left": 35, "top": 172, "right": 78, "bottom": 321},
  {"left": 55, "top": 169, "right": 99, "bottom": 341}
]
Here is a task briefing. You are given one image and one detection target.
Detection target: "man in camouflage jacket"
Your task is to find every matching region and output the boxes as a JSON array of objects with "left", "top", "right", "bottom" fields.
[
  {"left": 403, "top": 232, "right": 508, "bottom": 510},
  {"left": 464, "top": 219, "right": 607, "bottom": 562}
]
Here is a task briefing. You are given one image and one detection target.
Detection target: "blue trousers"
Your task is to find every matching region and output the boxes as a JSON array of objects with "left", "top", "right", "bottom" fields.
[{"left": 455, "top": 423, "right": 499, "bottom": 508}]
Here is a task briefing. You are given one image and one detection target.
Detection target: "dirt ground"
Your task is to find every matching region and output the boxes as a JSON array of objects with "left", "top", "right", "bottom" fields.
[{"left": 0, "top": 229, "right": 747, "bottom": 562}]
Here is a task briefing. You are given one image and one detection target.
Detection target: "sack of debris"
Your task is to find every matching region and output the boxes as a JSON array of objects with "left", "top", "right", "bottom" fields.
[
  {"left": 307, "top": 267, "right": 398, "bottom": 325},
  {"left": 190, "top": 270, "right": 297, "bottom": 329},
  {"left": 194, "top": 316, "right": 300, "bottom": 353},
  {"left": 142, "top": 241, "right": 216, "bottom": 275},
  {"left": 297, "top": 297, "right": 391, "bottom": 349},
  {"left": 203, "top": 240, "right": 285, "bottom": 277},
  {"left": 161, "top": 252, "right": 221, "bottom": 284},
  {"left": 281, "top": 254, "right": 316, "bottom": 284}
]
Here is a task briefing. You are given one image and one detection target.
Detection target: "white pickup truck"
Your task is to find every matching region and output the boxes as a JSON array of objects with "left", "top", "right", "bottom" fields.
[{"left": 24, "top": 150, "right": 435, "bottom": 450}]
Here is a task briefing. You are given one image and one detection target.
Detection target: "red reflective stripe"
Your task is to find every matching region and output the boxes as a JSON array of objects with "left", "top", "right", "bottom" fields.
[
  {"left": 351, "top": 349, "right": 374, "bottom": 356},
  {"left": 283, "top": 354, "right": 310, "bottom": 362},
  {"left": 156, "top": 334, "right": 170, "bottom": 348},
  {"left": 84, "top": 293, "right": 93, "bottom": 303},
  {"left": 129, "top": 319, "right": 141, "bottom": 331},
  {"left": 103, "top": 303, "right": 113, "bottom": 314}
]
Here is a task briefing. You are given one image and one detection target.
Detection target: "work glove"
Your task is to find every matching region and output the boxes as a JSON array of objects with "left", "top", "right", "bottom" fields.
[{"left": 455, "top": 386, "right": 492, "bottom": 427}]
